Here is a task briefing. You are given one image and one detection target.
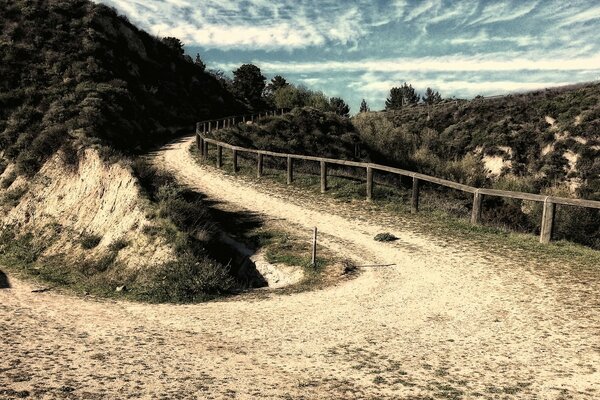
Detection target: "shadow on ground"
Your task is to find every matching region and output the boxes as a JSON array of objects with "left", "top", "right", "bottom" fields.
[{"left": 0, "top": 269, "right": 10, "bottom": 289}]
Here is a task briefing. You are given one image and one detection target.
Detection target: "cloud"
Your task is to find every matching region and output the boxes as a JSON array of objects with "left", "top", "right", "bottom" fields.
[
  {"left": 221, "top": 54, "right": 600, "bottom": 74},
  {"left": 467, "top": 1, "right": 539, "bottom": 25},
  {"left": 96, "top": 0, "right": 370, "bottom": 50}
]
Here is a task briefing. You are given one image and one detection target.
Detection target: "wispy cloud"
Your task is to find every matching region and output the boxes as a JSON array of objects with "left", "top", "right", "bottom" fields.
[
  {"left": 218, "top": 54, "right": 600, "bottom": 74},
  {"left": 96, "top": 0, "right": 600, "bottom": 111}
]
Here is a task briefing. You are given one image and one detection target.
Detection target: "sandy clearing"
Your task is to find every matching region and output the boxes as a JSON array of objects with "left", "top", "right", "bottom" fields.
[{"left": 1, "top": 135, "right": 599, "bottom": 399}]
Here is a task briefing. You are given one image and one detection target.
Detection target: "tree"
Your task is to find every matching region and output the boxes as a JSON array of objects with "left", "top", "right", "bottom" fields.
[
  {"left": 194, "top": 53, "right": 206, "bottom": 72},
  {"left": 423, "top": 87, "right": 442, "bottom": 105},
  {"left": 263, "top": 75, "right": 289, "bottom": 106},
  {"left": 385, "top": 82, "right": 420, "bottom": 110},
  {"left": 266, "top": 75, "right": 288, "bottom": 93},
  {"left": 232, "top": 64, "right": 266, "bottom": 109},
  {"left": 273, "top": 85, "right": 310, "bottom": 109},
  {"left": 161, "top": 37, "right": 184, "bottom": 55},
  {"left": 329, "top": 97, "right": 350, "bottom": 117},
  {"left": 359, "top": 99, "right": 370, "bottom": 113}
]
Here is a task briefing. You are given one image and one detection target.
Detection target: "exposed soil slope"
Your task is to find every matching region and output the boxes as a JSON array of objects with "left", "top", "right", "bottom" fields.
[{"left": 1, "top": 135, "right": 598, "bottom": 399}]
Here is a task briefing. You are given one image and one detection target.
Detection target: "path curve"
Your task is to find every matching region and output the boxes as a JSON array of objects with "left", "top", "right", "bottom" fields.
[{"left": 1, "top": 135, "right": 598, "bottom": 399}]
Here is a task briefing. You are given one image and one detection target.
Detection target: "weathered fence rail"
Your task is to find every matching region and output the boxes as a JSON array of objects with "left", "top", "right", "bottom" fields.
[{"left": 195, "top": 111, "right": 600, "bottom": 244}]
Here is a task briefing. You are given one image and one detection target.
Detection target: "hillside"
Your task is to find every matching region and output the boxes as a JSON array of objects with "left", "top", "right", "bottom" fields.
[
  {"left": 0, "top": 0, "right": 243, "bottom": 176},
  {"left": 0, "top": 0, "right": 256, "bottom": 302},
  {"left": 353, "top": 83, "right": 600, "bottom": 196}
]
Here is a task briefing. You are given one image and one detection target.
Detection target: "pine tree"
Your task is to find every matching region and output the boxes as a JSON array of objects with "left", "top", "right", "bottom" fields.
[
  {"left": 329, "top": 97, "right": 350, "bottom": 117},
  {"left": 423, "top": 87, "right": 442, "bottom": 105},
  {"left": 359, "top": 99, "right": 370, "bottom": 113},
  {"left": 385, "top": 82, "right": 420, "bottom": 110}
]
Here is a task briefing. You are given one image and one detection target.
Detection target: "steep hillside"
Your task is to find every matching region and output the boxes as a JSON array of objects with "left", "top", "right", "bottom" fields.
[
  {"left": 0, "top": 0, "right": 255, "bottom": 302},
  {"left": 0, "top": 0, "right": 243, "bottom": 176}
]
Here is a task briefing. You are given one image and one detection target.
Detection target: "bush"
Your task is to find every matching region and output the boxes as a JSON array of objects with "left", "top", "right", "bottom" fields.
[{"left": 141, "top": 253, "right": 234, "bottom": 303}]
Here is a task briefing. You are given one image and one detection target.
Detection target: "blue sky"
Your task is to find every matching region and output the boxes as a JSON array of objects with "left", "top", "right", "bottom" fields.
[{"left": 96, "top": 0, "right": 600, "bottom": 113}]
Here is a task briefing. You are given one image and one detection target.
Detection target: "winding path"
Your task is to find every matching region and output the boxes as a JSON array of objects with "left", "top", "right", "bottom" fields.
[{"left": 1, "top": 135, "right": 598, "bottom": 399}]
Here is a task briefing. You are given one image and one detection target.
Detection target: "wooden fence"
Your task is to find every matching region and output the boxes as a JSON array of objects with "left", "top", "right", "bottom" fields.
[{"left": 195, "top": 111, "right": 600, "bottom": 244}]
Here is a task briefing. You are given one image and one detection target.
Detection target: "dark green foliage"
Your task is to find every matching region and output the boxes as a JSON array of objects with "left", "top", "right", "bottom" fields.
[
  {"left": 385, "top": 82, "right": 420, "bottom": 110},
  {"left": 0, "top": 0, "right": 244, "bottom": 176},
  {"left": 359, "top": 99, "right": 370, "bottom": 113},
  {"left": 232, "top": 64, "right": 266, "bottom": 110},
  {"left": 329, "top": 97, "right": 350, "bottom": 117},
  {"left": 210, "top": 107, "right": 363, "bottom": 160},
  {"left": 423, "top": 87, "right": 442, "bottom": 105},
  {"left": 161, "top": 37, "right": 184, "bottom": 55},
  {"left": 140, "top": 253, "right": 234, "bottom": 303}
]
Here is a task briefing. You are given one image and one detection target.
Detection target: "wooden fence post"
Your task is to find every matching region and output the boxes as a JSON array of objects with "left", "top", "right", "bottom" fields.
[
  {"left": 196, "top": 122, "right": 200, "bottom": 134},
  {"left": 471, "top": 189, "right": 483, "bottom": 225},
  {"left": 540, "top": 198, "right": 555, "bottom": 244},
  {"left": 366, "top": 166, "right": 373, "bottom": 201},
  {"left": 196, "top": 133, "right": 201, "bottom": 149},
  {"left": 257, "top": 153, "right": 263, "bottom": 178},
  {"left": 203, "top": 141, "right": 209, "bottom": 161},
  {"left": 216, "top": 145, "right": 223, "bottom": 168},
  {"left": 311, "top": 227, "right": 318, "bottom": 267},
  {"left": 208, "top": 121, "right": 212, "bottom": 132},
  {"left": 287, "top": 156, "right": 293, "bottom": 184},
  {"left": 320, "top": 161, "right": 327, "bottom": 193},
  {"left": 242, "top": 115, "right": 246, "bottom": 123},
  {"left": 232, "top": 149, "right": 238, "bottom": 173},
  {"left": 203, "top": 122, "right": 206, "bottom": 134},
  {"left": 411, "top": 177, "right": 420, "bottom": 213}
]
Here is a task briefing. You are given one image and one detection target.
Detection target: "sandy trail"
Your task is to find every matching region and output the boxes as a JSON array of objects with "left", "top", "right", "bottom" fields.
[{"left": 1, "top": 135, "right": 599, "bottom": 399}]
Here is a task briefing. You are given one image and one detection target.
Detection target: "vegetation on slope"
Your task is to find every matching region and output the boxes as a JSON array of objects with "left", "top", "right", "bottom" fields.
[
  {"left": 0, "top": 0, "right": 243, "bottom": 177},
  {"left": 0, "top": 0, "right": 263, "bottom": 302},
  {"left": 210, "top": 107, "right": 364, "bottom": 160}
]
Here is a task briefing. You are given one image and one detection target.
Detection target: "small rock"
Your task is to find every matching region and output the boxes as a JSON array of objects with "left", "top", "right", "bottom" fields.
[{"left": 115, "top": 285, "right": 127, "bottom": 293}]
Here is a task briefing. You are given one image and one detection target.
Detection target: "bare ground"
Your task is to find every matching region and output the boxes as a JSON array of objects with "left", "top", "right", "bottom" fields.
[{"left": 1, "top": 135, "right": 599, "bottom": 399}]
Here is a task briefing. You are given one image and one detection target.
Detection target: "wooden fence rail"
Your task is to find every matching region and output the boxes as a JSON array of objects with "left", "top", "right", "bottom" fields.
[{"left": 195, "top": 111, "right": 600, "bottom": 244}]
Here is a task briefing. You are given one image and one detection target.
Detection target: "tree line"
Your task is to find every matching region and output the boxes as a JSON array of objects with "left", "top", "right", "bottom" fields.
[{"left": 190, "top": 49, "right": 443, "bottom": 117}]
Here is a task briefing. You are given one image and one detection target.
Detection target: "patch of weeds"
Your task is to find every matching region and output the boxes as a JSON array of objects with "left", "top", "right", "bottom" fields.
[
  {"left": 1, "top": 170, "right": 17, "bottom": 189},
  {"left": 108, "top": 238, "right": 129, "bottom": 252},
  {"left": 80, "top": 253, "right": 117, "bottom": 276},
  {"left": 374, "top": 232, "right": 398, "bottom": 242},
  {"left": 138, "top": 253, "right": 234, "bottom": 303},
  {"left": 1, "top": 185, "right": 28, "bottom": 207},
  {"left": 80, "top": 232, "right": 102, "bottom": 249}
]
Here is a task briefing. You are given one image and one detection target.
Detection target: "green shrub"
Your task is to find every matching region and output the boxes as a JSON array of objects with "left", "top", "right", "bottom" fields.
[{"left": 140, "top": 253, "right": 234, "bottom": 303}]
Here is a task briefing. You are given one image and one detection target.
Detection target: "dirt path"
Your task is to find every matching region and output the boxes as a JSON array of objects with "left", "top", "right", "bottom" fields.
[{"left": 1, "top": 136, "right": 599, "bottom": 399}]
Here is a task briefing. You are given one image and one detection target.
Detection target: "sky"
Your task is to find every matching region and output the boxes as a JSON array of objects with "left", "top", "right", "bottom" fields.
[{"left": 95, "top": 0, "right": 600, "bottom": 113}]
